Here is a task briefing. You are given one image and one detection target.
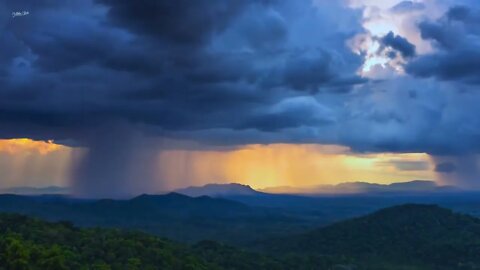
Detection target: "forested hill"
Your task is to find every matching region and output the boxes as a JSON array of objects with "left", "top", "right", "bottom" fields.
[
  {"left": 0, "top": 193, "right": 311, "bottom": 245},
  {"left": 2, "top": 204, "right": 480, "bottom": 269},
  {"left": 264, "top": 204, "right": 480, "bottom": 269},
  {"left": 0, "top": 213, "right": 282, "bottom": 270}
]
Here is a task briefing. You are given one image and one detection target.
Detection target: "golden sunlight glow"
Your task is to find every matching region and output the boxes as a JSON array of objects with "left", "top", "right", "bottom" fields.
[
  {"left": 0, "top": 139, "right": 436, "bottom": 191},
  {"left": 156, "top": 144, "right": 435, "bottom": 190},
  {"left": 0, "top": 139, "right": 73, "bottom": 188},
  {"left": 0, "top": 138, "right": 66, "bottom": 155}
]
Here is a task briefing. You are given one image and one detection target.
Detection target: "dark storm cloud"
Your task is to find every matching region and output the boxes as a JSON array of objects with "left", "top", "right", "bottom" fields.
[
  {"left": 407, "top": 49, "right": 480, "bottom": 83},
  {"left": 407, "top": 5, "right": 480, "bottom": 84},
  {"left": 0, "top": 0, "right": 364, "bottom": 193},
  {"left": 3, "top": 0, "right": 480, "bottom": 176},
  {"left": 0, "top": 0, "right": 366, "bottom": 144},
  {"left": 279, "top": 51, "right": 366, "bottom": 92},
  {"left": 97, "top": 0, "right": 250, "bottom": 46},
  {"left": 236, "top": 96, "right": 336, "bottom": 132},
  {"left": 446, "top": 5, "right": 480, "bottom": 26},
  {"left": 380, "top": 31, "right": 416, "bottom": 58}
]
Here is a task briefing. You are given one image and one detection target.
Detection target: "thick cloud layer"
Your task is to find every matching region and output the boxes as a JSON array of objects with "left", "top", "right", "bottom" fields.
[
  {"left": 407, "top": 5, "right": 480, "bottom": 83},
  {"left": 2, "top": 0, "right": 480, "bottom": 193},
  {"left": 0, "top": 0, "right": 364, "bottom": 142}
]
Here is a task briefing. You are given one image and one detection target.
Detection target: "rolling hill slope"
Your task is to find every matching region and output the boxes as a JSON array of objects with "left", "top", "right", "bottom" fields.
[
  {"left": 0, "top": 193, "right": 310, "bottom": 245},
  {"left": 0, "top": 213, "right": 282, "bottom": 270},
  {"left": 2, "top": 204, "right": 480, "bottom": 269},
  {"left": 264, "top": 204, "right": 480, "bottom": 269}
]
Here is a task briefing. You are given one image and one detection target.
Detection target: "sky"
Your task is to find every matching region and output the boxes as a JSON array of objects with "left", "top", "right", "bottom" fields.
[{"left": 1, "top": 0, "right": 480, "bottom": 197}]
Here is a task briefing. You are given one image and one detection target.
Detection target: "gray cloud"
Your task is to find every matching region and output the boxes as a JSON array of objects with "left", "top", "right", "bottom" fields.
[
  {"left": 390, "top": 1, "right": 425, "bottom": 13},
  {"left": 376, "top": 159, "right": 430, "bottom": 171},
  {"left": 0, "top": 0, "right": 365, "bottom": 141},
  {"left": 407, "top": 5, "right": 480, "bottom": 84},
  {"left": 433, "top": 155, "right": 480, "bottom": 188},
  {"left": 380, "top": 31, "right": 416, "bottom": 58},
  {"left": 393, "top": 160, "right": 430, "bottom": 171}
]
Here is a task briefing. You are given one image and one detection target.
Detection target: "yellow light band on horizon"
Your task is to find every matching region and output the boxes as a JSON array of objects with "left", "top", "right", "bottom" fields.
[
  {"left": 156, "top": 144, "right": 435, "bottom": 190},
  {"left": 0, "top": 139, "right": 436, "bottom": 191}
]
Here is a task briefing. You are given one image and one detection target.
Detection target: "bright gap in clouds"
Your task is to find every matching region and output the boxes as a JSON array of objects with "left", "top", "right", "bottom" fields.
[{"left": 347, "top": 0, "right": 443, "bottom": 78}]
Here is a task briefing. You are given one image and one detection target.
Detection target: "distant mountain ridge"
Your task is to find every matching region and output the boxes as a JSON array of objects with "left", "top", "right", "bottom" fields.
[
  {"left": 0, "top": 181, "right": 457, "bottom": 197},
  {"left": 173, "top": 180, "right": 457, "bottom": 197},
  {"left": 175, "top": 183, "right": 261, "bottom": 197},
  {"left": 260, "top": 180, "right": 457, "bottom": 194}
]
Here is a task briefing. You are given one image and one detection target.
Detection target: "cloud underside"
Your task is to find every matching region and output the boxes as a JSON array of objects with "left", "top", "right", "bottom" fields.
[{"left": 0, "top": 0, "right": 480, "bottom": 157}]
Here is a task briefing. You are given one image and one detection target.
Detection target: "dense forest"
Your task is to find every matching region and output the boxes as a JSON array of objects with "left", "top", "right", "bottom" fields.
[
  {"left": 0, "top": 213, "right": 283, "bottom": 270},
  {"left": 263, "top": 204, "right": 480, "bottom": 269},
  {"left": 1, "top": 204, "right": 480, "bottom": 269}
]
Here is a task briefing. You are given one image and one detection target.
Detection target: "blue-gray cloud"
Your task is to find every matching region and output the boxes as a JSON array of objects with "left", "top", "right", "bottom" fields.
[
  {"left": 381, "top": 31, "right": 416, "bottom": 58},
  {"left": 390, "top": 1, "right": 425, "bottom": 13},
  {"left": 407, "top": 5, "right": 480, "bottom": 84},
  {"left": 1, "top": 0, "right": 480, "bottom": 158},
  {"left": 0, "top": 0, "right": 366, "bottom": 145}
]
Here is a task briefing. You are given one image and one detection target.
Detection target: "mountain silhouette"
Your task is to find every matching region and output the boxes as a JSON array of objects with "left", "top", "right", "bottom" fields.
[{"left": 175, "top": 183, "right": 260, "bottom": 197}]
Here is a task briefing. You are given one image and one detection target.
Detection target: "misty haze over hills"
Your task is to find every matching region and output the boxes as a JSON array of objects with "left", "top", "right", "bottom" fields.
[
  {"left": 0, "top": 180, "right": 459, "bottom": 197},
  {"left": 173, "top": 180, "right": 458, "bottom": 197},
  {"left": 260, "top": 180, "right": 458, "bottom": 195},
  {"left": 2, "top": 189, "right": 480, "bottom": 245}
]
